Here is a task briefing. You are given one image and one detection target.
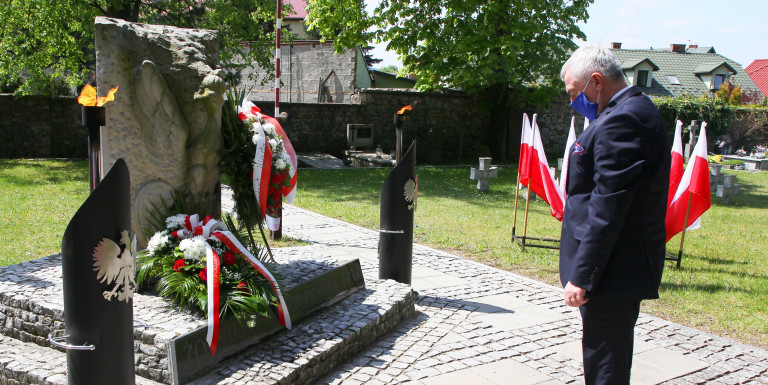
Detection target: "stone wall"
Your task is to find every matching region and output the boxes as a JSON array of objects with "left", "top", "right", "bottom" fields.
[
  {"left": 240, "top": 42, "right": 358, "bottom": 104},
  {"left": 533, "top": 93, "right": 590, "bottom": 160},
  {"left": 252, "top": 88, "right": 491, "bottom": 164},
  {"left": 0, "top": 94, "right": 85, "bottom": 159}
]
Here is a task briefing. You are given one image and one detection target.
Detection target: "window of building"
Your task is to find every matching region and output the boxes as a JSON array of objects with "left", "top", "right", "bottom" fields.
[
  {"left": 667, "top": 75, "right": 681, "bottom": 85},
  {"left": 636, "top": 70, "right": 649, "bottom": 87},
  {"left": 714, "top": 74, "right": 726, "bottom": 90}
]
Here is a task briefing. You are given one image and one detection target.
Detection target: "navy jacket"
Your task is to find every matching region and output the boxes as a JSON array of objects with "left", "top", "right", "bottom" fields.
[{"left": 560, "top": 85, "right": 669, "bottom": 300}]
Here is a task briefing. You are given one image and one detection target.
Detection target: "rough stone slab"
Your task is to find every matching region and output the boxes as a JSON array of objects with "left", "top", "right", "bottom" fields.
[
  {"left": 0, "top": 335, "right": 163, "bottom": 385},
  {"left": 187, "top": 278, "right": 415, "bottom": 385},
  {"left": 0, "top": 246, "right": 415, "bottom": 385},
  {"left": 296, "top": 153, "right": 349, "bottom": 169}
]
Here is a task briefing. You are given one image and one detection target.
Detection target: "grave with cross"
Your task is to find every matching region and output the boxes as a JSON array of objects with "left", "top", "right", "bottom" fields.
[
  {"left": 470, "top": 157, "right": 498, "bottom": 192},
  {"left": 716, "top": 174, "right": 740, "bottom": 205},
  {"left": 684, "top": 120, "right": 700, "bottom": 160}
]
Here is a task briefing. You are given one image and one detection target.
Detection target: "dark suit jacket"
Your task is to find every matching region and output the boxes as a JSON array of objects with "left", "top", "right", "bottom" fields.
[{"left": 560, "top": 85, "right": 669, "bottom": 300}]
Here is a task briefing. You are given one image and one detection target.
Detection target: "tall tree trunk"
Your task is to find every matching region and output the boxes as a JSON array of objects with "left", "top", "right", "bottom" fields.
[{"left": 485, "top": 83, "right": 511, "bottom": 163}]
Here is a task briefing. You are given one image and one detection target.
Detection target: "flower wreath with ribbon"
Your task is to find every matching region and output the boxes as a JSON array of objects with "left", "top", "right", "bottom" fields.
[
  {"left": 236, "top": 101, "right": 297, "bottom": 231},
  {"left": 137, "top": 214, "right": 291, "bottom": 356}
]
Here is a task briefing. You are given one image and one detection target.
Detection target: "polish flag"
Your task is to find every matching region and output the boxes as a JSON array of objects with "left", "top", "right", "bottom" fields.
[
  {"left": 665, "top": 122, "right": 711, "bottom": 242},
  {"left": 559, "top": 116, "right": 577, "bottom": 199},
  {"left": 668, "top": 120, "right": 684, "bottom": 206},
  {"left": 518, "top": 113, "right": 533, "bottom": 186},
  {"left": 525, "top": 115, "right": 565, "bottom": 221}
]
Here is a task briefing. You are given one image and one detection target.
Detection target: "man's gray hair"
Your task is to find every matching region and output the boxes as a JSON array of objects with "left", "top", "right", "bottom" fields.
[{"left": 560, "top": 44, "right": 625, "bottom": 83}]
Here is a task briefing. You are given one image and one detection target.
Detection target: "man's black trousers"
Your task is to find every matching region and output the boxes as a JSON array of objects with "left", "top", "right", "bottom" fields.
[{"left": 579, "top": 298, "right": 642, "bottom": 385}]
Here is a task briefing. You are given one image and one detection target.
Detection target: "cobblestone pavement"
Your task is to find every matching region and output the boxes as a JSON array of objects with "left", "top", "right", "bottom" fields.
[{"left": 273, "top": 203, "right": 768, "bottom": 385}]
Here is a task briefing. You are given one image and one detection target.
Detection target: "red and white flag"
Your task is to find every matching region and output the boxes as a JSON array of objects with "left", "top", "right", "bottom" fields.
[
  {"left": 518, "top": 113, "right": 533, "bottom": 186},
  {"left": 524, "top": 114, "right": 565, "bottom": 220},
  {"left": 559, "top": 116, "right": 577, "bottom": 199},
  {"left": 668, "top": 120, "right": 684, "bottom": 206},
  {"left": 665, "top": 122, "right": 711, "bottom": 242}
]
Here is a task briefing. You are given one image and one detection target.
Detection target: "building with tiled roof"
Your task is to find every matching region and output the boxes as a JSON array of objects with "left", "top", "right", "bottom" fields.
[
  {"left": 746, "top": 59, "right": 768, "bottom": 100},
  {"left": 609, "top": 43, "right": 762, "bottom": 102}
]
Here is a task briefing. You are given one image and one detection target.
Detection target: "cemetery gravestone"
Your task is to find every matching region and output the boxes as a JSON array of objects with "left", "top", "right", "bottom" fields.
[
  {"left": 470, "top": 157, "right": 498, "bottom": 192},
  {"left": 716, "top": 174, "right": 740, "bottom": 205}
]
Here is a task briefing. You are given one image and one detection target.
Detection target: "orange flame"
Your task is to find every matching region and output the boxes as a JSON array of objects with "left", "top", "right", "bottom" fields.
[
  {"left": 397, "top": 105, "right": 412, "bottom": 115},
  {"left": 78, "top": 84, "right": 119, "bottom": 107}
]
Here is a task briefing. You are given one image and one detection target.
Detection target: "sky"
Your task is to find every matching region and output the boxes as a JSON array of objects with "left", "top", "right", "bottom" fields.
[{"left": 367, "top": 0, "right": 768, "bottom": 69}]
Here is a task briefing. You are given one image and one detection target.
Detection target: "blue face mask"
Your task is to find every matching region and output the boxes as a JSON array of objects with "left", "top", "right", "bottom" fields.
[{"left": 570, "top": 80, "right": 599, "bottom": 121}]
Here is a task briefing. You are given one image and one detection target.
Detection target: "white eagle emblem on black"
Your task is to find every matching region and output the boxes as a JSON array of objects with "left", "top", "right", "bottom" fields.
[
  {"left": 92, "top": 230, "right": 136, "bottom": 302},
  {"left": 404, "top": 178, "right": 417, "bottom": 211}
]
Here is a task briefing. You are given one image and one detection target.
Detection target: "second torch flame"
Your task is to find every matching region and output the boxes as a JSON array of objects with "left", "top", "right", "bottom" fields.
[{"left": 78, "top": 84, "right": 119, "bottom": 107}]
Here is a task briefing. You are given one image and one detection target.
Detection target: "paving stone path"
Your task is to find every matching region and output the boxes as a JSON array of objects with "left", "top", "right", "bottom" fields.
[{"left": 270, "top": 202, "right": 768, "bottom": 385}]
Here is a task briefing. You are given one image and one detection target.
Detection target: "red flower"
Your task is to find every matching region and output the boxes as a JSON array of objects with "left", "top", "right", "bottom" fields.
[
  {"left": 173, "top": 259, "right": 186, "bottom": 272},
  {"left": 199, "top": 268, "right": 207, "bottom": 281},
  {"left": 222, "top": 251, "right": 237, "bottom": 266},
  {"left": 271, "top": 173, "right": 286, "bottom": 185},
  {"left": 236, "top": 281, "right": 249, "bottom": 293},
  {"left": 238, "top": 112, "right": 248, "bottom": 121}
]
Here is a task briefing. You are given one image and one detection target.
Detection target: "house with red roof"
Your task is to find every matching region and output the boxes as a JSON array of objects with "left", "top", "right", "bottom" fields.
[{"left": 746, "top": 59, "right": 768, "bottom": 101}]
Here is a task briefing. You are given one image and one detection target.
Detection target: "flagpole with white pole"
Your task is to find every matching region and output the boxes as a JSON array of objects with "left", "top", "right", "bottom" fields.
[{"left": 275, "top": 0, "right": 283, "bottom": 118}]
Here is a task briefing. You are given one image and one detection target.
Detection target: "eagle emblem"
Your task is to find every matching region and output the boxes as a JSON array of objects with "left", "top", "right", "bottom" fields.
[
  {"left": 92, "top": 230, "right": 136, "bottom": 302},
  {"left": 404, "top": 178, "right": 417, "bottom": 211}
]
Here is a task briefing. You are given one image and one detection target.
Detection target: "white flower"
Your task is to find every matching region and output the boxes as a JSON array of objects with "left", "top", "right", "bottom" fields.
[
  {"left": 252, "top": 133, "right": 261, "bottom": 145},
  {"left": 244, "top": 116, "right": 257, "bottom": 125},
  {"left": 269, "top": 138, "right": 278, "bottom": 151},
  {"left": 250, "top": 120, "right": 262, "bottom": 132},
  {"left": 275, "top": 159, "right": 286, "bottom": 170},
  {"left": 179, "top": 236, "right": 207, "bottom": 262},
  {"left": 147, "top": 230, "right": 169, "bottom": 254},
  {"left": 263, "top": 123, "right": 276, "bottom": 136},
  {"left": 165, "top": 214, "right": 188, "bottom": 230}
]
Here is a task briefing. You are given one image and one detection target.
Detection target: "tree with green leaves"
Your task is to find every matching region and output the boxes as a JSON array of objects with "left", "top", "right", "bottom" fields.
[
  {"left": 0, "top": 0, "right": 288, "bottom": 95},
  {"left": 306, "top": 0, "right": 593, "bottom": 161},
  {"left": 377, "top": 64, "right": 399, "bottom": 74}
]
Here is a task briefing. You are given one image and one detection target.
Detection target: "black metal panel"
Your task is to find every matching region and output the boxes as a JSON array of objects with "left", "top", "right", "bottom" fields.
[{"left": 61, "top": 158, "right": 135, "bottom": 385}]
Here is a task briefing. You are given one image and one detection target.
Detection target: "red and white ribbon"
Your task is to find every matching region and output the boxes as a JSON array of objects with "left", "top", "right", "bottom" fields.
[
  {"left": 237, "top": 100, "right": 297, "bottom": 224},
  {"left": 171, "top": 214, "right": 292, "bottom": 355}
]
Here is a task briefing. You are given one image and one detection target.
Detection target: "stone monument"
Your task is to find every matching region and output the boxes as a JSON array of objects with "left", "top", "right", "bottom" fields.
[{"left": 94, "top": 17, "right": 225, "bottom": 245}]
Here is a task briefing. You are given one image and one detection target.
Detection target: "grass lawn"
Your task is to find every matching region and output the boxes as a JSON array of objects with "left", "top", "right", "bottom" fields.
[
  {"left": 2, "top": 159, "right": 767, "bottom": 349},
  {"left": 0, "top": 159, "right": 90, "bottom": 266}
]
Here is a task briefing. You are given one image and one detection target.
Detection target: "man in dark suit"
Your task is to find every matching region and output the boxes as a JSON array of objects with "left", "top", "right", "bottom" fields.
[{"left": 559, "top": 44, "right": 669, "bottom": 385}]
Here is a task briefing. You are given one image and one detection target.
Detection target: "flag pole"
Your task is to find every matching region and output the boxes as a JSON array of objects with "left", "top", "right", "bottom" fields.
[
  {"left": 512, "top": 167, "right": 521, "bottom": 240},
  {"left": 676, "top": 193, "right": 693, "bottom": 269}
]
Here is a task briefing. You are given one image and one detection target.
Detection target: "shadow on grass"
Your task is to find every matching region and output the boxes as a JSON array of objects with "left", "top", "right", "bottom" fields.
[{"left": 0, "top": 159, "right": 88, "bottom": 187}]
